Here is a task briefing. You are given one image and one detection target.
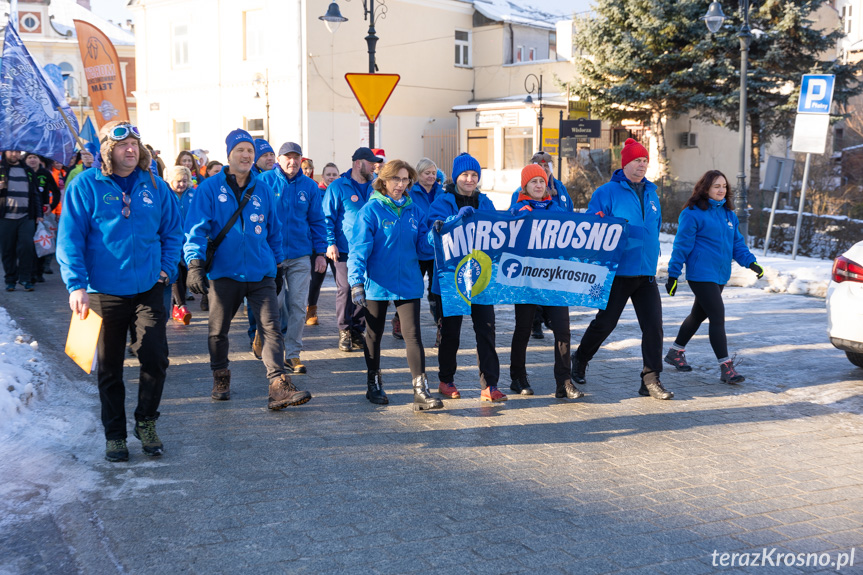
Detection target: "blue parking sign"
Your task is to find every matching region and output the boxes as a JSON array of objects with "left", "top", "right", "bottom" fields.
[{"left": 797, "top": 75, "right": 835, "bottom": 114}]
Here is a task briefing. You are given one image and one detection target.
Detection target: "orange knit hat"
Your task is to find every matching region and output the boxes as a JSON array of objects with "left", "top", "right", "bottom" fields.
[{"left": 521, "top": 164, "right": 548, "bottom": 191}]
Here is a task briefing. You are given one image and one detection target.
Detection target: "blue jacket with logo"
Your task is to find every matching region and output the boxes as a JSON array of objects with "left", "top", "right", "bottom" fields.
[
  {"left": 260, "top": 167, "right": 327, "bottom": 259},
  {"left": 57, "top": 167, "right": 183, "bottom": 296},
  {"left": 668, "top": 202, "right": 756, "bottom": 284},
  {"left": 183, "top": 169, "right": 283, "bottom": 282},
  {"left": 323, "top": 172, "right": 373, "bottom": 254},
  {"left": 426, "top": 186, "right": 497, "bottom": 295},
  {"left": 587, "top": 169, "right": 661, "bottom": 276},
  {"left": 409, "top": 181, "right": 441, "bottom": 219},
  {"left": 179, "top": 188, "right": 195, "bottom": 223},
  {"left": 509, "top": 177, "right": 573, "bottom": 212},
  {"left": 348, "top": 191, "right": 434, "bottom": 301}
]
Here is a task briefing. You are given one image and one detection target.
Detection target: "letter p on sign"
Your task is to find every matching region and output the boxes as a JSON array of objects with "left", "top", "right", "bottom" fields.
[{"left": 797, "top": 74, "right": 835, "bottom": 114}]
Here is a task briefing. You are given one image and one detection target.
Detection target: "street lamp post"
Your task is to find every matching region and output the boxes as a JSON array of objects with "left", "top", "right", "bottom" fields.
[
  {"left": 524, "top": 73, "right": 544, "bottom": 152},
  {"left": 320, "top": 0, "right": 388, "bottom": 148},
  {"left": 253, "top": 70, "right": 270, "bottom": 142},
  {"left": 704, "top": 0, "right": 752, "bottom": 241}
]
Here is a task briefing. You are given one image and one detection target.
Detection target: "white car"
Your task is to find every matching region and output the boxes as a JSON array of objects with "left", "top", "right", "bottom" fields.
[{"left": 826, "top": 240, "right": 863, "bottom": 368}]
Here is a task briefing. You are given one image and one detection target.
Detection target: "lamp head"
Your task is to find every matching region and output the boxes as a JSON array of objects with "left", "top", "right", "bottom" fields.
[
  {"left": 703, "top": 1, "right": 726, "bottom": 34},
  {"left": 320, "top": 2, "right": 348, "bottom": 33}
]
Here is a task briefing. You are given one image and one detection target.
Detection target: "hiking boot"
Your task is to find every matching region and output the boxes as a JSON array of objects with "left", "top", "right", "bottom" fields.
[
  {"left": 392, "top": 315, "right": 403, "bottom": 340},
  {"left": 251, "top": 330, "right": 263, "bottom": 359},
  {"left": 5, "top": 283, "right": 14, "bottom": 292},
  {"left": 366, "top": 371, "right": 389, "bottom": 405},
  {"left": 480, "top": 386, "right": 507, "bottom": 402},
  {"left": 105, "top": 439, "right": 129, "bottom": 462},
  {"left": 20, "top": 282, "right": 34, "bottom": 291},
  {"left": 434, "top": 320, "right": 442, "bottom": 348},
  {"left": 34, "top": 275, "right": 45, "bottom": 283},
  {"left": 172, "top": 305, "right": 191, "bottom": 325},
  {"left": 133, "top": 420, "right": 163, "bottom": 456},
  {"left": 531, "top": 321, "right": 544, "bottom": 339},
  {"left": 438, "top": 381, "right": 461, "bottom": 399},
  {"left": 719, "top": 359, "right": 745, "bottom": 384},
  {"left": 285, "top": 357, "right": 307, "bottom": 374},
  {"left": 571, "top": 354, "right": 588, "bottom": 385},
  {"left": 639, "top": 370, "right": 674, "bottom": 400},
  {"left": 555, "top": 380, "right": 585, "bottom": 399},
  {"left": 305, "top": 305, "right": 318, "bottom": 326},
  {"left": 212, "top": 368, "right": 231, "bottom": 400},
  {"left": 664, "top": 348, "right": 692, "bottom": 372},
  {"left": 351, "top": 329, "right": 365, "bottom": 350},
  {"left": 200, "top": 293, "right": 209, "bottom": 311},
  {"left": 413, "top": 374, "right": 443, "bottom": 411},
  {"left": 510, "top": 374, "right": 534, "bottom": 395},
  {"left": 338, "top": 329, "right": 352, "bottom": 352},
  {"left": 268, "top": 374, "right": 311, "bottom": 409}
]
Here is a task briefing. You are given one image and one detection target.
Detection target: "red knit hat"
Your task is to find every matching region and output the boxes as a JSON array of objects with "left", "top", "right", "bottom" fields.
[
  {"left": 621, "top": 138, "right": 648, "bottom": 167},
  {"left": 521, "top": 164, "right": 548, "bottom": 191}
]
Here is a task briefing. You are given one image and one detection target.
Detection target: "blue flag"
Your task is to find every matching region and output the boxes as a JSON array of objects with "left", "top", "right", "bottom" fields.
[
  {"left": 79, "top": 116, "right": 98, "bottom": 146},
  {"left": 0, "top": 26, "right": 79, "bottom": 165},
  {"left": 432, "top": 211, "right": 630, "bottom": 317}
]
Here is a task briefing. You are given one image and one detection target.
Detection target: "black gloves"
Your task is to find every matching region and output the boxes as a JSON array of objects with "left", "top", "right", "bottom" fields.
[
  {"left": 275, "top": 264, "right": 286, "bottom": 296},
  {"left": 749, "top": 262, "right": 764, "bottom": 279},
  {"left": 433, "top": 220, "right": 444, "bottom": 233},
  {"left": 187, "top": 259, "right": 209, "bottom": 295},
  {"left": 666, "top": 277, "right": 678, "bottom": 296},
  {"left": 351, "top": 284, "right": 366, "bottom": 308}
]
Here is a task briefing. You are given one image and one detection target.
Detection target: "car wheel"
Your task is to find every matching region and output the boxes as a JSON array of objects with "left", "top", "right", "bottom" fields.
[{"left": 846, "top": 351, "right": 863, "bottom": 369}]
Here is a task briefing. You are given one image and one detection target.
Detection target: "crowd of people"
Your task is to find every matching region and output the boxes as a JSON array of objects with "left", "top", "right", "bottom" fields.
[{"left": 2, "top": 122, "right": 765, "bottom": 462}]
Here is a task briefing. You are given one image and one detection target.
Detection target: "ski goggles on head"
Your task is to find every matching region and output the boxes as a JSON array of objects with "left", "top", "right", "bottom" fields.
[{"left": 101, "top": 123, "right": 141, "bottom": 144}]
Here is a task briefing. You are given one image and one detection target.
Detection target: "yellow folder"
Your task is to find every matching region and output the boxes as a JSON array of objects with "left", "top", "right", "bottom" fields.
[{"left": 65, "top": 310, "right": 102, "bottom": 374}]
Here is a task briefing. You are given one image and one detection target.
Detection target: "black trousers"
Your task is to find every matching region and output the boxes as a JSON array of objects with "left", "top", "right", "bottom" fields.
[
  {"left": 0, "top": 217, "right": 36, "bottom": 285},
  {"left": 333, "top": 254, "right": 365, "bottom": 333},
  {"left": 436, "top": 296, "right": 500, "bottom": 389},
  {"left": 208, "top": 277, "right": 284, "bottom": 380},
  {"left": 171, "top": 262, "right": 188, "bottom": 307},
  {"left": 511, "top": 304, "right": 571, "bottom": 384},
  {"left": 419, "top": 259, "right": 441, "bottom": 324},
  {"left": 364, "top": 299, "right": 424, "bottom": 377},
  {"left": 307, "top": 254, "right": 337, "bottom": 307},
  {"left": 575, "top": 275, "right": 664, "bottom": 374},
  {"left": 88, "top": 284, "right": 169, "bottom": 440},
  {"left": 674, "top": 281, "right": 728, "bottom": 360}
]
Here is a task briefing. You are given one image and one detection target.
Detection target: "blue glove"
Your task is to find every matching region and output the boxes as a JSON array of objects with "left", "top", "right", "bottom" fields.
[
  {"left": 509, "top": 207, "right": 519, "bottom": 216},
  {"left": 456, "top": 206, "right": 474, "bottom": 219},
  {"left": 749, "top": 262, "right": 764, "bottom": 279},
  {"left": 666, "top": 277, "right": 678, "bottom": 296},
  {"left": 351, "top": 284, "right": 366, "bottom": 308}
]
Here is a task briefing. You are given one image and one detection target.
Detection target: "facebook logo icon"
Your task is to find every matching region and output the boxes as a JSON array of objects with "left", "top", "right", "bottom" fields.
[{"left": 502, "top": 259, "right": 522, "bottom": 278}]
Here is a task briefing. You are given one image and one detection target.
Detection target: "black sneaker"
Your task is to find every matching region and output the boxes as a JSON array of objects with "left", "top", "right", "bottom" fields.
[
  {"left": 555, "top": 380, "right": 585, "bottom": 399},
  {"left": 719, "top": 358, "right": 745, "bottom": 384},
  {"left": 105, "top": 439, "right": 129, "bottom": 462},
  {"left": 338, "top": 329, "right": 352, "bottom": 352},
  {"left": 571, "top": 354, "right": 587, "bottom": 384},
  {"left": 133, "top": 420, "right": 163, "bottom": 456},
  {"left": 664, "top": 348, "right": 693, "bottom": 372},
  {"left": 5, "top": 283, "right": 14, "bottom": 292},
  {"left": 509, "top": 374, "right": 534, "bottom": 395},
  {"left": 350, "top": 329, "right": 365, "bottom": 350}
]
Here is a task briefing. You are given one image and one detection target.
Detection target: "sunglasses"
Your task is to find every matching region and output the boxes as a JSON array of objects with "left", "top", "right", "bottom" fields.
[
  {"left": 121, "top": 192, "right": 131, "bottom": 218},
  {"left": 101, "top": 124, "right": 141, "bottom": 144}
]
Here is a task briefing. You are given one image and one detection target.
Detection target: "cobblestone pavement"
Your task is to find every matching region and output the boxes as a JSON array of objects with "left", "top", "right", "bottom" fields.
[{"left": 1, "top": 270, "right": 862, "bottom": 575}]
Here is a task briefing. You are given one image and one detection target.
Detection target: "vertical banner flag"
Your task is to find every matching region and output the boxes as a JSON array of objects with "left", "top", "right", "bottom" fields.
[
  {"left": 432, "top": 212, "right": 629, "bottom": 317},
  {"left": 73, "top": 19, "right": 128, "bottom": 128},
  {"left": 79, "top": 116, "right": 98, "bottom": 145},
  {"left": 0, "top": 26, "right": 79, "bottom": 165}
]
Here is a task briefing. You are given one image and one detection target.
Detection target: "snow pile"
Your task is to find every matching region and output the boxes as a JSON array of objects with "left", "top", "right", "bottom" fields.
[
  {"left": 0, "top": 308, "right": 48, "bottom": 427},
  {"left": 658, "top": 233, "right": 832, "bottom": 298}
]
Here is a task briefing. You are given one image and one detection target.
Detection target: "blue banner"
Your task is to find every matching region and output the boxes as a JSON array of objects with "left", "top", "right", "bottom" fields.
[
  {"left": 0, "top": 26, "right": 79, "bottom": 165},
  {"left": 80, "top": 116, "right": 98, "bottom": 146},
  {"left": 432, "top": 211, "right": 629, "bottom": 317}
]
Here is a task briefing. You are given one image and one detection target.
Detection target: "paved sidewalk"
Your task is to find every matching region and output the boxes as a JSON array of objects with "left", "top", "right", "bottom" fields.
[{"left": 1, "top": 270, "right": 862, "bottom": 575}]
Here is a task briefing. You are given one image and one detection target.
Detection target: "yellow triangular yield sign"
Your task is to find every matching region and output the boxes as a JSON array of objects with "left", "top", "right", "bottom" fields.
[{"left": 345, "top": 73, "right": 400, "bottom": 123}]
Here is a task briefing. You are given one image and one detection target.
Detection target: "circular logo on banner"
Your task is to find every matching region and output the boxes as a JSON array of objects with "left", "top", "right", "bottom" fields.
[
  {"left": 501, "top": 258, "right": 523, "bottom": 279},
  {"left": 351, "top": 195, "right": 359, "bottom": 202},
  {"left": 454, "top": 250, "right": 492, "bottom": 305}
]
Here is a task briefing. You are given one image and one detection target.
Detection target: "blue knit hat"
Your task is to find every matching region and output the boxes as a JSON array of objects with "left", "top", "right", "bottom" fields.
[
  {"left": 436, "top": 169, "right": 445, "bottom": 185},
  {"left": 254, "top": 139, "right": 274, "bottom": 162},
  {"left": 226, "top": 129, "right": 254, "bottom": 157},
  {"left": 451, "top": 152, "right": 481, "bottom": 183}
]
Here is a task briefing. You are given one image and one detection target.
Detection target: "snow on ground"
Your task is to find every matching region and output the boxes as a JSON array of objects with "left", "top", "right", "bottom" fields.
[{"left": 0, "top": 308, "right": 48, "bottom": 425}]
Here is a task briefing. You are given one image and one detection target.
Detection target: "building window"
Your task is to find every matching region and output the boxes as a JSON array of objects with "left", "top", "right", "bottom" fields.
[
  {"left": 503, "top": 126, "right": 533, "bottom": 169},
  {"left": 246, "top": 118, "right": 265, "bottom": 138},
  {"left": 515, "top": 46, "right": 523, "bottom": 63},
  {"left": 455, "top": 29, "right": 471, "bottom": 67},
  {"left": 844, "top": 5, "right": 853, "bottom": 35},
  {"left": 175, "top": 121, "right": 191, "bottom": 151},
  {"left": 549, "top": 31, "right": 557, "bottom": 59},
  {"left": 244, "top": 10, "right": 264, "bottom": 60},
  {"left": 172, "top": 24, "right": 189, "bottom": 68},
  {"left": 21, "top": 14, "right": 39, "bottom": 31},
  {"left": 59, "top": 61, "right": 75, "bottom": 98},
  {"left": 467, "top": 129, "right": 493, "bottom": 169},
  {"left": 528, "top": 47, "right": 536, "bottom": 61}
]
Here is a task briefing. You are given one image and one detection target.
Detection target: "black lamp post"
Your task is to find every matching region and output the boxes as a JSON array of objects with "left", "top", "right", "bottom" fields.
[
  {"left": 320, "top": 0, "right": 388, "bottom": 148},
  {"left": 704, "top": 0, "right": 752, "bottom": 241},
  {"left": 524, "top": 73, "right": 544, "bottom": 152}
]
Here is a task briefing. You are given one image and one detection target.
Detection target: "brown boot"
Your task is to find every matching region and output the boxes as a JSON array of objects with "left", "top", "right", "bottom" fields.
[
  {"left": 212, "top": 368, "right": 231, "bottom": 400},
  {"left": 251, "top": 330, "right": 263, "bottom": 360},
  {"left": 305, "top": 305, "right": 318, "bottom": 326},
  {"left": 268, "top": 374, "right": 311, "bottom": 410}
]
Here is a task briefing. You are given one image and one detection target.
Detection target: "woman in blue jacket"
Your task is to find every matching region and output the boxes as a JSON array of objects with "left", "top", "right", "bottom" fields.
[
  {"left": 508, "top": 164, "right": 583, "bottom": 400},
  {"left": 665, "top": 170, "right": 764, "bottom": 384},
  {"left": 428, "top": 153, "right": 507, "bottom": 402},
  {"left": 348, "top": 159, "right": 442, "bottom": 411}
]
